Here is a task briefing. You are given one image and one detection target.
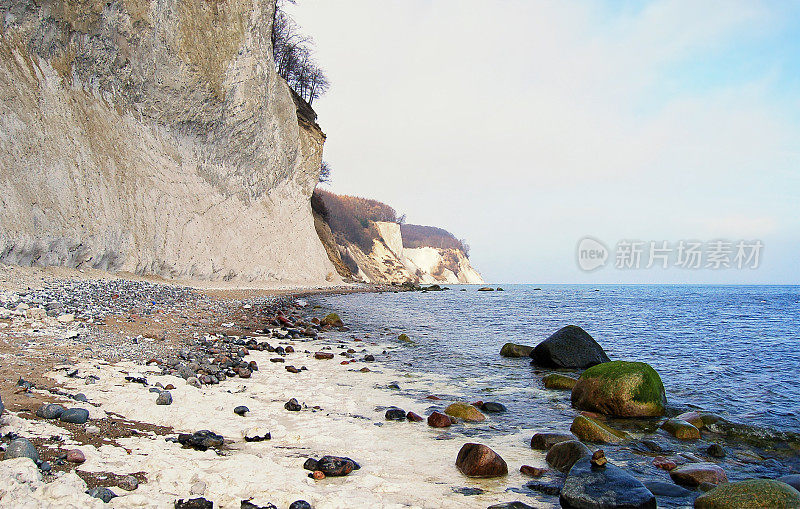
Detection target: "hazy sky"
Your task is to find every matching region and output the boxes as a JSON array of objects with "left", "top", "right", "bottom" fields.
[{"left": 286, "top": 1, "right": 800, "bottom": 284}]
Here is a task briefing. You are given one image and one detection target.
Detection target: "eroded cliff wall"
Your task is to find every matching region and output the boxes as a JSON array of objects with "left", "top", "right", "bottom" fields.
[{"left": 0, "top": 0, "right": 337, "bottom": 283}]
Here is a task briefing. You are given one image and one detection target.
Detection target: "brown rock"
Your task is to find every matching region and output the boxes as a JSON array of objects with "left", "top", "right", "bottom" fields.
[
  {"left": 545, "top": 440, "right": 591, "bottom": 473},
  {"left": 311, "top": 470, "right": 325, "bottom": 480},
  {"left": 530, "top": 432, "right": 575, "bottom": 451},
  {"left": 237, "top": 367, "right": 251, "bottom": 378},
  {"left": 285, "top": 346, "right": 294, "bottom": 353},
  {"left": 66, "top": 449, "right": 85, "bottom": 463},
  {"left": 455, "top": 443, "right": 508, "bottom": 478},
  {"left": 652, "top": 456, "right": 678, "bottom": 471},
  {"left": 164, "top": 384, "right": 175, "bottom": 390},
  {"left": 590, "top": 450, "right": 607, "bottom": 467},
  {"left": 427, "top": 411, "right": 452, "bottom": 428},
  {"left": 670, "top": 462, "right": 728, "bottom": 487},
  {"left": 520, "top": 465, "right": 547, "bottom": 478},
  {"left": 406, "top": 412, "right": 424, "bottom": 422},
  {"left": 314, "top": 352, "right": 334, "bottom": 360},
  {"left": 285, "top": 366, "right": 300, "bottom": 373}
]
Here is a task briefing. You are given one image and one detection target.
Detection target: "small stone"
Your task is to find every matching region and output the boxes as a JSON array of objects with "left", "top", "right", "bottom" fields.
[
  {"left": 314, "top": 352, "right": 334, "bottom": 360},
  {"left": 243, "top": 427, "right": 271, "bottom": 442},
  {"left": 60, "top": 408, "right": 89, "bottom": 424},
  {"left": 444, "top": 402, "right": 486, "bottom": 422},
  {"left": 164, "top": 384, "right": 175, "bottom": 390},
  {"left": 706, "top": 444, "right": 726, "bottom": 458},
  {"left": 315, "top": 456, "right": 360, "bottom": 476},
  {"left": 661, "top": 418, "right": 701, "bottom": 440},
  {"left": 175, "top": 498, "right": 213, "bottom": 509},
  {"left": 480, "top": 401, "right": 507, "bottom": 413},
  {"left": 530, "top": 432, "right": 575, "bottom": 451},
  {"left": 85, "top": 425, "right": 101, "bottom": 434},
  {"left": 385, "top": 407, "right": 406, "bottom": 421},
  {"left": 156, "top": 391, "right": 173, "bottom": 405},
  {"left": 289, "top": 501, "right": 312, "bottom": 509},
  {"left": 670, "top": 462, "right": 727, "bottom": 487},
  {"left": 4, "top": 438, "right": 39, "bottom": 462},
  {"left": 86, "top": 486, "right": 117, "bottom": 503},
  {"left": 590, "top": 449, "right": 607, "bottom": 467},
  {"left": 187, "top": 377, "right": 201, "bottom": 388},
  {"left": 39, "top": 461, "right": 51, "bottom": 472},
  {"left": 285, "top": 366, "right": 300, "bottom": 373},
  {"left": 237, "top": 367, "right": 252, "bottom": 378},
  {"left": 455, "top": 443, "right": 508, "bottom": 478},
  {"left": 190, "top": 481, "right": 206, "bottom": 495},
  {"left": 234, "top": 405, "right": 249, "bottom": 416},
  {"left": 406, "top": 412, "right": 424, "bottom": 422},
  {"left": 66, "top": 449, "right": 85, "bottom": 463},
  {"left": 427, "top": 411, "right": 452, "bottom": 428},
  {"left": 545, "top": 440, "right": 592, "bottom": 473},
  {"left": 520, "top": 465, "right": 546, "bottom": 477},
  {"left": 36, "top": 403, "right": 66, "bottom": 419},
  {"left": 652, "top": 456, "right": 678, "bottom": 471},
  {"left": 570, "top": 414, "right": 627, "bottom": 444},
  {"left": 284, "top": 398, "right": 301, "bottom": 411},
  {"left": 311, "top": 470, "right": 326, "bottom": 480},
  {"left": 72, "top": 393, "right": 88, "bottom": 402},
  {"left": 117, "top": 474, "right": 139, "bottom": 491}
]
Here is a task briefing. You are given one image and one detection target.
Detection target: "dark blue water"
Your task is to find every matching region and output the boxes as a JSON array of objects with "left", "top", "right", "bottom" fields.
[{"left": 316, "top": 284, "right": 800, "bottom": 434}]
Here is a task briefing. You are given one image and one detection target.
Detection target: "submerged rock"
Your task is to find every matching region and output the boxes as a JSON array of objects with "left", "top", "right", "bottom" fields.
[
  {"left": 571, "top": 361, "right": 666, "bottom": 417},
  {"left": 545, "top": 440, "right": 591, "bottom": 473},
  {"left": 500, "top": 343, "right": 533, "bottom": 358},
  {"left": 455, "top": 443, "right": 508, "bottom": 478},
  {"left": 444, "top": 402, "right": 485, "bottom": 422},
  {"left": 560, "top": 457, "right": 656, "bottom": 509},
  {"left": 661, "top": 418, "right": 700, "bottom": 439},
  {"left": 543, "top": 373, "right": 578, "bottom": 390},
  {"left": 530, "top": 325, "right": 610, "bottom": 369},
  {"left": 695, "top": 479, "right": 800, "bottom": 508},
  {"left": 320, "top": 313, "right": 343, "bottom": 327},
  {"left": 570, "top": 415, "right": 628, "bottom": 444},
  {"left": 480, "top": 401, "right": 507, "bottom": 413},
  {"left": 669, "top": 462, "right": 727, "bottom": 487}
]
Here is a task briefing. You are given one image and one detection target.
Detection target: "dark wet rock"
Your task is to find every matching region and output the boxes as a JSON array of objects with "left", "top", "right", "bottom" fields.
[
  {"left": 303, "top": 458, "right": 319, "bottom": 471},
  {"left": 488, "top": 503, "right": 536, "bottom": 509},
  {"left": 669, "top": 462, "right": 727, "bottom": 487},
  {"left": 452, "top": 486, "right": 485, "bottom": 495},
  {"left": 706, "top": 444, "right": 726, "bottom": 458},
  {"left": 177, "top": 430, "right": 224, "bottom": 451},
  {"left": 455, "top": 443, "right": 508, "bottom": 478},
  {"left": 36, "top": 403, "right": 66, "bottom": 419},
  {"left": 545, "top": 440, "right": 591, "bottom": 473},
  {"left": 72, "top": 393, "right": 88, "bottom": 402},
  {"left": 445, "top": 402, "right": 485, "bottom": 422},
  {"left": 289, "top": 501, "right": 312, "bottom": 509},
  {"left": 778, "top": 474, "right": 800, "bottom": 491},
  {"left": 530, "top": 432, "right": 575, "bottom": 450},
  {"left": 284, "top": 398, "right": 301, "bottom": 411},
  {"left": 406, "top": 412, "right": 423, "bottom": 422},
  {"left": 525, "top": 478, "right": 563, "bottom": 496},
  {"left": 4, "top": 438, "right": 39, "bottom": 462},
  {"left": 571, "top": 360, "right": 666, "bottom": 418},
  {"left": 243, "top": 427, "right": 271, "bottom": 442},
  {"left": 480, "top": 401, "right": 507, "bottom": 413},
  {"left": 86, "top": 486, "right": 117, "bottom": 503},
  {"left": 477, "top": 287, "right": 494, "bottom": 291},
  {"left": 234, "top": 405, "right": 249, "bottom": 416},
  {"left": 695, "top": 479, "right": 800, "bottom": 508},
  {"left": 285, "top": 365, "right": 300, "bottom": 373},
  {"left": 570, "top": 414, "right": 628, "bottom": 444},
  {"left": 39, "top": 461, "right": 51, "bottom": 472},
  {"left": 385, "top": 408, "right": 406, "bottom": 421},
  {"left": 59, "top": 408, "right": 89, "bottom": 424},
  {"left": 661, "top": 418, "right": 700, "bottom": 439},
  {"left": 241, "top": 501, "right": 277, "bottom": 509},
  {"left": 500, "top": 343, "right": 534, "bottom": 358},
  {"left": 560, "top": 457, "right": 656, "bottom": 509},
  {"left": 175, "top": 498, "right": 214, "bottom": 509},
  {"left": 530, "top": 325, "right": 610, "bottom": 369},
  {"left": 237, "top": 367, "right": 252, "bottom": 378},
  {"left": 315, "top": 456, "right": 360, "bottom": 477},
  {"left": 363, "top": 354, "right": 375, "bottom": 362},
  {"left": 520, "top": 465, "right": 547, "bottom": 477},
  {"left": 644, "top": 481, "right": 696, "bottom": 498},
  {"left": 427, "top": 411, "right": 452, "bottom": 428},
  {"left": 156, "top": 391, "right": 173, "bottom": 405}
]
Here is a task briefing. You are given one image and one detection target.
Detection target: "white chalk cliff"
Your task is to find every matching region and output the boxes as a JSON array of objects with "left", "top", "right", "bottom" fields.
[{"left": 0, "top": 0, "right": 336, "bottom": 283}]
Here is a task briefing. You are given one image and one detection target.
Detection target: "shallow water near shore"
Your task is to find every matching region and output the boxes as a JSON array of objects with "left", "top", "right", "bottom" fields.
[{"left": 314, "top": 284, "right": 800, "bottom": 504}]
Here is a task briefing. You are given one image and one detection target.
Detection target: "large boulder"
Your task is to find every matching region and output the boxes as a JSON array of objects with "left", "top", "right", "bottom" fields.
[
  {"left": 545, "top": 440, "right": 591, "bottom": 473},
  {"left": 500, "top": 343, "right": 533, "bottom": 358},
  {"left": 571, "top": 361, "right": 666, "bottom": 417},
  {"left": 695, "top": 479, "right": 800, "bottom": 508},
  {"left": 455, "top": 443, "right": 508, "bottom": 478},
  {"left": 560, "top": 457, "right": 656, "bottom": 509},
  {"left": 530, "top": 326, "right": 610, "bottom": 368}
]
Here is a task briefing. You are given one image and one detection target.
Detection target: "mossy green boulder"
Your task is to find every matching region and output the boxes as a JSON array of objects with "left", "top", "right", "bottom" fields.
[
  {"left": 570, "top": 414, "right": 628, "bottom": 444},
  {"left": 543, "top": 373, "right": 578, "bottom": 390},
  {"left": 695, "top": 479, "right": 800, "bottom": 508},
  {"left": 661, "top": 418, "right": 700, "bottom": 440},
  {"left": 445, "top": 402, "right": 486, "bottom": 422},
  {"left": 500, "top": 342, "right": 533, "bottom": 358},
  {"left": 320, "top": 313, "right": 343, "bottom": 327},
  {"left": 398, "top": 333, "right": 414, "bottom": 344},
  {"left": 571, "top": 361, "right": 666, "bottom": 417}
]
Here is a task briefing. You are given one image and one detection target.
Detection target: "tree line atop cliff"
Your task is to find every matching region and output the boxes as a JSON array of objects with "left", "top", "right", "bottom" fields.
[
  {"left": 311, "top": 189, "right": 470, "bottom": 257},
  {"left": 272, "top": 0, "right": 329, "bottom": 105}
]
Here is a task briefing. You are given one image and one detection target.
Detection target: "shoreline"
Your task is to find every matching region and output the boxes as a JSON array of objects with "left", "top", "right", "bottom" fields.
[{"left": 0, "top": 266, "right": 544, "bottom": 508}]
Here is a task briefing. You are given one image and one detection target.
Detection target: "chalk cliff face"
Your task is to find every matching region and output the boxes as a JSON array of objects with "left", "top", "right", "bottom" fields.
[
  {"left": 0, "top": 0, "right": 336, "bottom": 283},
  {"left": 332, "top": 221, "right": 484, "bottom": 285}
]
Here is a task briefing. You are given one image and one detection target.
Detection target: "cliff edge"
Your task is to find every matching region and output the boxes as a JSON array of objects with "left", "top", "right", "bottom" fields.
[{"left": 0, "top": 0, "right": 336, "bottom": 283}]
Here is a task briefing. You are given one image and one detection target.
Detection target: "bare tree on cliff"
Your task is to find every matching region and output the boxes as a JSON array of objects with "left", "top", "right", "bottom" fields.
[
  {"left": 318, "top": 161, "right": 332, "bottom": 184},
  {"left": 272, "top": 0, "right": 330, "bottom": 105}
]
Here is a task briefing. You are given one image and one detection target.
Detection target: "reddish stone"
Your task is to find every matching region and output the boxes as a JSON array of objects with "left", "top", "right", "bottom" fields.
[
  {"left": 285, "top": 366, "right": 300, "bottom": 373},
  {"left": 427, "top": 412, "right": 452, "bottom": 428},
  {"left": 670, "top": 462, "right": 727, "bottom": 487},
  {"left": 353, "top": 338, "right": 362, "bottom": 342},
  {"left": 311, "top": 470, "right": 325, "bottom": 480},
  {"left": 471, "top": 401, "right": 483, "bottom": 408},
  {"left": 359, "top": 367, "right": 370, "bottom": 372},
  {"left": 520, "top": 465, "right": 546, "bottom": 478},
  {"left": 406, "top": 412, "right": 424, "bottom": 422},
  {"left": 164, "top": 384, "right": 175, "bottom": 390},
  {"left": 315, "top": 352, "right": 334, "bottom": 360},
  {"left": 426, "top": 395, "right": 441, "bottom": 400},
  {"left": 653, "top": 456, "right": 678, "bottom": 471},
  {"left": 340, "top": 361, "right": 350, "bottom": 365},
  {"left": 285, "top": 346, "right": 295, "bottom": 353},
  {"left": 249, "top": 361, "right": 258, "bottom": 371},
  {"left": 580, "top": 410, "right": 607, "bottom": 421},
  {"left": 66, "top": 449, "right": 85, "bottom": 463},
  {"left": 237, "top": 367, "right": 252, "bottom": 378},
  {"left": 455, "top": 443, "right": 508, "bottom": 478}
]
